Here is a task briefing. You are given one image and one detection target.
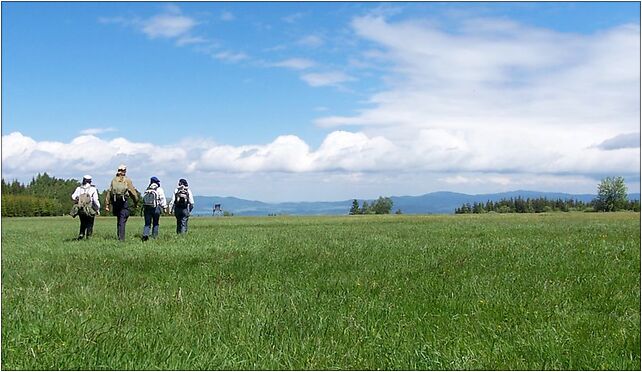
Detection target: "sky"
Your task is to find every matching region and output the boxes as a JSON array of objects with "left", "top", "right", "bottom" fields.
[{"left": 2, "top": 1, "right": 640, "bottom": 202}]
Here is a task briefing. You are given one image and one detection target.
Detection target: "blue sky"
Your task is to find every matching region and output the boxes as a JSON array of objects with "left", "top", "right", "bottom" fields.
[{"left": 2, "top": 2, "right": 640, "bottom": 202}]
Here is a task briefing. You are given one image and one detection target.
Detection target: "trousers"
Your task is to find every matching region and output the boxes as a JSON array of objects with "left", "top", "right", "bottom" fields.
[
  {"left": 78, "top": 214, "right": 95, "bottom": 238},
  {"left": 174, "top": 207, "right": 190, "bottom": 234},
  {"left": 112, "top": 200, "right": 130, "bottom": 241},
  {"left": 143, "top": 206, "right": 162, "bottom": 238}
]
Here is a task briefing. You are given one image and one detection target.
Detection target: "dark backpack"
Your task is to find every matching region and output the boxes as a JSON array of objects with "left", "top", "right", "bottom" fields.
[{"left": 175, "top": 185, "right": 189, "bottom": 208}]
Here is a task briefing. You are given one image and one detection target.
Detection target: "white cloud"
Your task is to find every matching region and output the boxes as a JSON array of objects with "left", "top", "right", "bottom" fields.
[
  {"left": 101, "top": 6, "right": 203, "bottom": 47},
  {"left": 301, "top": 71, "right": 355, "bottom": 87},
  {"left": 273, "top": 58, "right": 316, "bottom": 70},
  {"left": 1, "top": 130, "right": 398, "bottom": 182},
  {"left": 176, "top": 35, "right": 208, "bottom": 46},
  {"left": 101, "top": 8, "right": 247, "bottom": 65},
  {"left": 214, "top": 50, "right": 248, "bottom": 63},
  {"left": 98, "top": 16, "right": 129, "bottom": 25},
  {"left": 283, "top": 12, "right": 305, "bottom": 24},
  {"left": 79, "top": 127, "right": 117, "bottom": 135},
  {"left": 297, "top": 34, "right": 324, "bottom": 48},
  {"left": 220, "top": 11, "right": 235, "bottom": 22},
  {"left": 141, "top": 13, "right": 197, "bottom": 39},
  {"left": 3, "top": 130, "right": 639, "bottom": 201},
  {"left": 194, "top": 135, "right": 313, "bottom": 173},
  {"left": 314, "top": 15, "right": 640, "bottom": 179},
  {"left": 2, "top": 132, "right": 189, "bottom": 187},
  {"left": 191, "top": 131, "right": 398, "bottom": 173},
  {"left": 440, "top": 175, "right": 513, "bottom": 187}
]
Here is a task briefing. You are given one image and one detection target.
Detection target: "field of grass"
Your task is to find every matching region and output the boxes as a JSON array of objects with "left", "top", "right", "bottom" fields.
[{"left": 1, "top": 213, "right": 640, "bottom": 370}]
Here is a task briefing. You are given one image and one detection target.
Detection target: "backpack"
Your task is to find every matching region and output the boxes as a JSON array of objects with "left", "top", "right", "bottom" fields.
[
  {"left": 77, "top": 190, "right": 96, "bottom": 217},
  {"left": 143, "top": 184, "right": 159, "bottom": 207},
  {"left": 111, "top": 177, "right": 129, "bottom": 202},
  {"left": 175, "top": 185, "right": 189, "bottom": 208}
]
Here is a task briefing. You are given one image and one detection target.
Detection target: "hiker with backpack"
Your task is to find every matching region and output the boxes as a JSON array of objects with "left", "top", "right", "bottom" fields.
[
  {"left": 168, "top": 178, "right": 194, "bottom": 234},
  {"left": 71, "top": 175, "right": 100, "bottom": 240},
  {"left": 104, "top": 164, "right": 139, "bottom": 241},
  {"left": 141, "top": 176, "right": 167, "bottom": 241}
]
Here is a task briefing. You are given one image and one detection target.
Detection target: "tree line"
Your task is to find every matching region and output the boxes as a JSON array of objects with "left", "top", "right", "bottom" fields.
[
  {"left": 1, "top": 173, "right": 146, "bottom": 217},
  {"left": 455, "top": 197, "right": 640, "bottom": 214},
  {"left": 349, "top": 196, "right": 397, "bottom": 215},
  {"left": 455, "top": 177, "right": 640, "bottom": 214},
  {"left": 2, "top": 173, "right": 79, "bottom": 217}
]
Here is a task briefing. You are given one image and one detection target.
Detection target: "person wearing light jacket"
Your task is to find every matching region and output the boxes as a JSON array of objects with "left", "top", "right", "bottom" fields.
[
  {"left": 141, "top": 176, "right": 167, "bottom": 241},
  {"left": 168, "top": 178, "right": 195, "bottom": 234},
  {"left": 104, "top": 164, "right": 139, "bottom": 241},
  {"left": 71, "top": 175, "right": 101, "bottom": 240}
]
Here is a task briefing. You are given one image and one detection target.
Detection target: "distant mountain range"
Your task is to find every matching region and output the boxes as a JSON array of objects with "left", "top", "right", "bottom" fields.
[{"left": 192, "top": 191, "right": 641, "bottom": 216}]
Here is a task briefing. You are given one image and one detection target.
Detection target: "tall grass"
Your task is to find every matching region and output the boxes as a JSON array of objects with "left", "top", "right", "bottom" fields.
[{"left": 2, "top": 213, "right": 640, "bottom": 370}]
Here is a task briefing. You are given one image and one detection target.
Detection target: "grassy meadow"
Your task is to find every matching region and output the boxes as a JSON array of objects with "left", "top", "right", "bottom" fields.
[{"left": 1, "top": 213, "right": 640, "bottom": 370}]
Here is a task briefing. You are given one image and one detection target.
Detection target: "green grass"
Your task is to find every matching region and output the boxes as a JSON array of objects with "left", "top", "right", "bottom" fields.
[{"left": 2, "top": 213, "right": 640, "bottom": 370}]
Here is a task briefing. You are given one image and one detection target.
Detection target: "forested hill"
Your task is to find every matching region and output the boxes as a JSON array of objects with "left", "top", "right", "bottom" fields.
[
  {"left": 2, "top": 173, "right": 79, "bottom": 216},
  {"left": 193, "top": 190, "right": 641, "bottom": 216}
]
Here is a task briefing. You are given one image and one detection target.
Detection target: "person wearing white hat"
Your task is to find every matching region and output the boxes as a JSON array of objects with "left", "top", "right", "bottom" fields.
[
  {"left": 104, "top": 164, "right": 139, "bottom": 241},
  {"left": 71, "top": 175, "right": 101, "bottom": 240}
]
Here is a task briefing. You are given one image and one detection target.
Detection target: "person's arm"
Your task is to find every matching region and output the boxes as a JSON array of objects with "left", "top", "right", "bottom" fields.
[
  {"left": 104, "top": 182, "right": 112, "bottom": 211},
  {"left": 158, "top": 188, "right": 168, "bottom": 211},
  {"left": 127, "top": 179, "right": 139, "bottom": 205},
  {"left": 168, "top": 188, "right": 176, "bottom": 213},
  {"left": 188, "top": 189, "right": 195, "bottom": 212},
  {"left": 71, "top": 187, "right": 80, "bottom": 202},
  {"left": 91, "top": 187, "right": 101, "bottom": 212},
  {"left": 188, "top": 189, "right": 195, "bottom": 205}
]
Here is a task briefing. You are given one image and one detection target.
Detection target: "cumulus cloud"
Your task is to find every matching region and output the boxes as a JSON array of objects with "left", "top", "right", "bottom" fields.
[
  {"left": 315, "top": 15, "right": 640, "bottom": 179},
  {"left": 2, "top": 130, "right": 399, "bottom": 181},
  {"left": 191, "top": 131, "right": 397, "bottom": 173},
  {"left": 2, "top": 132, "right": 189, "bottom": 185},
  {"left": 4, "top": 127, "right": 639, "bottom": 200}
]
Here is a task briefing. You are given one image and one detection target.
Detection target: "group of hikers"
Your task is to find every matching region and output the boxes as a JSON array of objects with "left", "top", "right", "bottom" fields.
[{"left": 70, "top": 164, "right": 195, "bottom": 241}]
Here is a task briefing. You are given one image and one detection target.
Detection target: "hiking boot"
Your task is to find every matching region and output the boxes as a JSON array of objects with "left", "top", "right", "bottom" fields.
[
  {"left": 76, "top": 235, "right": 84, "bottom": 240},
  {"left": 142, "top": 236, "right": 149, "bottom": 242}
]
